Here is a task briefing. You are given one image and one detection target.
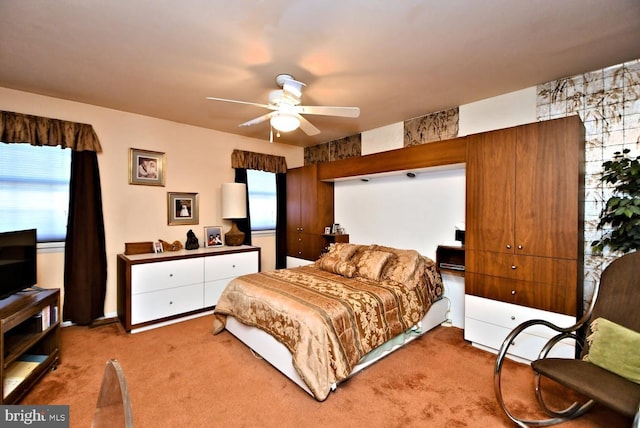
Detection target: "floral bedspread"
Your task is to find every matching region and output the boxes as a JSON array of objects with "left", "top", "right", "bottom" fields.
[{"left": 212, "top": 244, "right": 443, "bottom": 401}]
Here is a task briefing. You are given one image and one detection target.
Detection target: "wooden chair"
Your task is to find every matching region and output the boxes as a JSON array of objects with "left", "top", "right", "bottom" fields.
[
  {"left": 494, "top": 251, "right": 640, "bottom": 427},
  {"left": 92, "top": 359, "right": 134, "bottom": 428}
]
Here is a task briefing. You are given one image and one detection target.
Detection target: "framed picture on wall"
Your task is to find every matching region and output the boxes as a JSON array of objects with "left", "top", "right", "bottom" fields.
[
  {"left": 204, "top": 226, "right": 223, "bottom": 247},
  {"left": 129, "top": 148, "right": 166, "bottom": 186},
  {"left": 167, "top": 192, "right": 199, "bottom": 225}
]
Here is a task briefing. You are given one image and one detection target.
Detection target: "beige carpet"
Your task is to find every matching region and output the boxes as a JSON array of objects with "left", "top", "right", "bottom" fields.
[{"left": 22, "top": 315, "right": 629, "bottom": 427}]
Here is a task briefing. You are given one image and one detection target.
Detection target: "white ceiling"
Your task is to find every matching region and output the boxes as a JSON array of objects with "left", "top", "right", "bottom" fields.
[{"left": 1, "top": 1, "right": 639, "bottom": 147}]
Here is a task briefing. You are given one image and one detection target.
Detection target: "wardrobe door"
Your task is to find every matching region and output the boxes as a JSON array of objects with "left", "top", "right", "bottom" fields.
[
  {"left": 515, "top": 118, "right": 583, "bottom": 259},
  {"left": 465, "top": 127, "right": 517, "bottom": 254}
]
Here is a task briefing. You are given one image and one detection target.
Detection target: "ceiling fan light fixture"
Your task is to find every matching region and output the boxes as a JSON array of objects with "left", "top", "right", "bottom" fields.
[{"left": 270, "top": 112, "right": 300, "bottom": 132}]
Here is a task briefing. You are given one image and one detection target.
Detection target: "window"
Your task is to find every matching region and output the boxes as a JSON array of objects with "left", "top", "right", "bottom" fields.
[
  {"left": 246, "top": 169, "right": 276, "bottom": 231},
  {"left": 0, "top": 143, "right": 71, "bottom": 242}
]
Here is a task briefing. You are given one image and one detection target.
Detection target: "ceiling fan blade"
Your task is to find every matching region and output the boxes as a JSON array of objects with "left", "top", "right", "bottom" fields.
[
  {"left": 296, "top": 105, "right": 360, "bottom": 118},
  {"left": 297, "top": 114, "right": 321, "bottom": 136},
  {"left": 238, "top": 112, "right": 274, "bottom": 128},
  {"left": 206, "top": 97, "right": 273, "bottom": 110}
]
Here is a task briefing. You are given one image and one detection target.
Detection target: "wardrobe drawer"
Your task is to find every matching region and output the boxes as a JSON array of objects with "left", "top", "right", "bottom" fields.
[
  {"left": 465, "top": 295, "right": 575, "bottom": 333},
  {"left": 464, "top": 317, "right": 574, "bottom": 361},
  {"left": 131, "top": 283, "right": 203, "bottom": 324},
  {"left": 131, "top": 258, "right": 203, "bottom": 294},
  {"left": 464, "top": 295, "right": 575, "bottom": 361},
  {"left": 466, "top": 251, "right": 576, "bottom": 285},
  {"left": 465, "top": 272, "right": 576, "bottom": 315},
  {"left": 204, "top": 251, "right": 258, "bottom": 281}
]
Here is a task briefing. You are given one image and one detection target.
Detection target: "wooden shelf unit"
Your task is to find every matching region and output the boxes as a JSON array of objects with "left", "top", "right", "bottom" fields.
[
  {"left": 1, "top": 288, "right": 60, "bottom": 404},
  {"left": 436, "top": 245, "right": 465, "bottom": 276}
]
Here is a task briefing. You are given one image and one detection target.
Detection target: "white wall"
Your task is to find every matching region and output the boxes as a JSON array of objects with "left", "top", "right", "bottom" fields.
[
  {"left": 334, "top": 167, "right": 465, "bottom": 261},
  {"left": 458, "top": 87, "right": 537, "bottom": 136}
]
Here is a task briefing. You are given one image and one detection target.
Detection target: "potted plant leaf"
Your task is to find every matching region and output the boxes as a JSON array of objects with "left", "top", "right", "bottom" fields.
[{"left": 591, "top": 149, "right": 640, "bottom": 254}]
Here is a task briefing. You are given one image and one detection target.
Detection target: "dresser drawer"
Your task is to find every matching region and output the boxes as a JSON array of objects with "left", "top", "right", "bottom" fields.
[
  {"left": 131, "top": 283, "right": 204, "bottom": 324},
  {"left": 131, "top": 258, "right": 204, "bottom": 294},
  {"left": 204, "top": 251, "right": 258, "bottom": 281},
  {"left": 204, "top": 278, "right": 231, "bottom": 307}
]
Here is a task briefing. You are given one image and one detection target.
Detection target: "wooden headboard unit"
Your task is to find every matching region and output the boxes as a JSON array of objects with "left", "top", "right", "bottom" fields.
[{"left": 317, "top": 137, "right": 467, "bottom": 181}]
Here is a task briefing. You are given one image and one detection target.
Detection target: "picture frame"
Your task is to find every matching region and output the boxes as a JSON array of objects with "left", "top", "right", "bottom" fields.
[
  {"left": 167, "top": 192, "right": 199, "bottom": 225},
  {"left": 324, "top": 226, "right": 332, "bottom": 235},
  {"left": 204, "top": 226, "right": 224, "bottom": 247},
  {"left": 129, "top": 148, "right": 165, "bottom": 186},
  {"left": 153, "top": 241, "right": 164, "bottom": 253}
]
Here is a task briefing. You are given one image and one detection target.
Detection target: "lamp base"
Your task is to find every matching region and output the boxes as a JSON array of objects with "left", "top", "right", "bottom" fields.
[{"left": 225, "top": 221, "right": 245, "bottom": 246}]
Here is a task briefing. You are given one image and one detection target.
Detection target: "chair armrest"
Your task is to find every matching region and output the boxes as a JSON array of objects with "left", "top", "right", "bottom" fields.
[{"left": 494, "top": 318, "right": 586, "bottom": 427}]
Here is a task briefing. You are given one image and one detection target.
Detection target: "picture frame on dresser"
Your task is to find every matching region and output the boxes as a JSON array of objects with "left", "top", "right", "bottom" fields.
[
  {"left": 204, "top": 226, "right": 223, "bottom": 247},
  {"left": 167, "top": 192, "right": 199, "bottom": 225},
  {"left": 129, "top": 148, "right": 165, "bottom": 186}
]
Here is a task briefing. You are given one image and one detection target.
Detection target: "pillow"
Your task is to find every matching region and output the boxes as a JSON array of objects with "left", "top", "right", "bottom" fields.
[
  {"left": 317, "top": 255, "right": 357, "bottom": 278},
  {"left": 583, "top": 317, "right": 640, "bottom": 384},
  {"left": 379, "top": 247, "right": 422, "bottom": 285},
  {"left": 356, "top": 250, "right": 394, "bottom": 281},
  {"left": 325, "top": 243, "right": 359, "bottom": 261}
]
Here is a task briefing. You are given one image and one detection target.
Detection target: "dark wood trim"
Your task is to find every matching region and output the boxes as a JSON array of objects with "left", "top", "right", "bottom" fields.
[{"left": 317, "top": 137, "right": 467, "bottom": 181}]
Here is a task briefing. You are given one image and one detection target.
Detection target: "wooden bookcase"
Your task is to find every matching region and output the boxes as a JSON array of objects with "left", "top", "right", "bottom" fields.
[{"left": 0, "top": 288, "right": 60, "bottom": 403}]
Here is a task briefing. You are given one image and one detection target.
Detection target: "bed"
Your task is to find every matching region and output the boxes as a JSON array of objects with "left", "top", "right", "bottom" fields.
[{"left": 212, "top": 243, "right": 448, "bottom": 401}]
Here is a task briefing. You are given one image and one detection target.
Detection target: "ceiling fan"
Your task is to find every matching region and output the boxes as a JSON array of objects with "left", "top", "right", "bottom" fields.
[{"left": 207, "top": 74, "right": 360, "bottom": 140}]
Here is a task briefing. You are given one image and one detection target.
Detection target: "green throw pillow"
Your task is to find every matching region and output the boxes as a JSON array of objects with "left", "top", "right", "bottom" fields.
[{"left": 583, "top": 317, "right": 640, "bottom": 384}]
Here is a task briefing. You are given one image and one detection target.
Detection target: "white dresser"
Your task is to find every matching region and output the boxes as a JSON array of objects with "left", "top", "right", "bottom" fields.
[
  {"left": 464, "top": 295, "right": 576, "bottom": 362},
  {"left": 117, "top": 246, "right": 260, "bottom": 332}
]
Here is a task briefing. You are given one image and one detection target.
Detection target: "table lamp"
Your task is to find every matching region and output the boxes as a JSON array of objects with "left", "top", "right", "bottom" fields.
[{"left": 221, "top": 182, "right": 247, "bottom": 246}]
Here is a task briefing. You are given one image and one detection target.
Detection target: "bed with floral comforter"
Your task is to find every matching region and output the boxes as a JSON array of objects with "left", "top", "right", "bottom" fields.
[{"left": 212, "top": 243, "right": 444, "bottom": 401}]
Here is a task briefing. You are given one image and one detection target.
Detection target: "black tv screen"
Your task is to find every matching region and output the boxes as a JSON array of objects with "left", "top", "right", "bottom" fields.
[{"left": 0, "top": 229, "right": 37, "bottom": 300}]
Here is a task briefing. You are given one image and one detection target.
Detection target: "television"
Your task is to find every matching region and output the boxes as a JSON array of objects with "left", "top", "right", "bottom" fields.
[{"left": 0, "top": 229, "right": 37, "bottom": 300}]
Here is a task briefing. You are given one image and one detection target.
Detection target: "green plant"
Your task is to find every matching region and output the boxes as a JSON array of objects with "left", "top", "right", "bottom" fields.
[{"left": 592, "top": 149, "right": 640, "bottom": 254}]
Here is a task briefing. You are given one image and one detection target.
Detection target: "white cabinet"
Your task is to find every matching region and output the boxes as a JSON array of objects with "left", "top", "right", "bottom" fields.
[
  {"left": 204, "top": 251, "right": 259, "bottom": 307},
  {"left": 118, "top": 246, "right": 260, "bottom": 332},
  {"left": 464, "top": 295, "right": 576, "bottom": 362}
]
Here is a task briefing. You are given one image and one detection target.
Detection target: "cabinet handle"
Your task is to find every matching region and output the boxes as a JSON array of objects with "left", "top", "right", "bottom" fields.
[
  {"left": 511, "top": 316, "right": 516, "bottom": 320},
  {"left": 511, "top": 265, "right": 517, "bottom": 270},
  {"left": 169, "top": 274, "right": 173, "bottom": 277},
  {"left": 517, "top": 245, "right": 523, "bottom": 250},
  {"left": 232, "top": 264, "right": 236, "bottom": 268},
  {"left": 511, "top": 290, "right": 516, "bottom": 295},
  {"left": 506, "top": 244, "right": 511, "bottom": 249},
  {"left": 169, "top": 301, "right": 173, "bottom": 305}
]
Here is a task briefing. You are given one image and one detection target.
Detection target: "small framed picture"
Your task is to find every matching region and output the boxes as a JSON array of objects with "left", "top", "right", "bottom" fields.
[
  {"left": 204, "top": 226, "right": 223, "bottom": 247},
  {"left": 332, "top": 223, "right": 341, "bottom": 234},
  {"left": 324, "top": 226, "right": 332, "bottom": 235},
  {"left": 129, "top": 148, "right": 165, "bottom": 186},
  {"left": 167, "top": 192, "right": 199, "bottom": 225},
  {"left": 153, "top": 241, "right": 164, "bottom": 253}
]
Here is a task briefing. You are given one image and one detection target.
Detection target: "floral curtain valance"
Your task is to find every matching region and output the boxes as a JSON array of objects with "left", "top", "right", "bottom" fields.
[
  {"left": 0, "top": 110, "right": 103, "bottom": 152},
  {"left": 231, "top": 149, "right": 287, "bottom": 174}
]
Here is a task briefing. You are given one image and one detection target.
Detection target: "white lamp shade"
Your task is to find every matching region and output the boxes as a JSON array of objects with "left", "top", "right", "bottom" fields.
[
  {"left": 221, "top": 183, "right": 247, "bottom": 219},
  {"left": 270, "top": 112, "right": 300, "bottom": 132}
]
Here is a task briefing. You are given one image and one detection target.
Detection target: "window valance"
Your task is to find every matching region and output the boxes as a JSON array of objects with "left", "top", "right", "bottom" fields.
[
  {"left": 0, "top": 110, "right": 103, "bottom": 152},
  {"left": 231, "top": 149, "right": 287, "bottom": 174}
]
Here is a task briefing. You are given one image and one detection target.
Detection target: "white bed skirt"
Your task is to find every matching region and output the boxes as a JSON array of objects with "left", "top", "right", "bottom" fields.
[{"left": 224, "top": 297, "right": 450, "bottom": 398}]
